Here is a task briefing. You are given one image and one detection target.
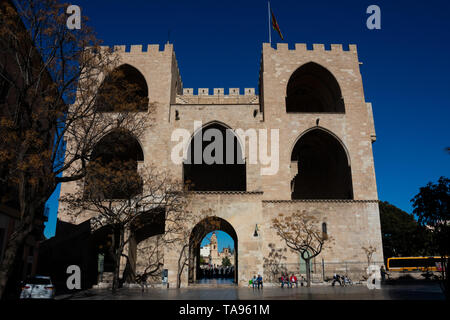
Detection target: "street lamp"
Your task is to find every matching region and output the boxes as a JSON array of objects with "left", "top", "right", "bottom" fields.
[{"left": 253, "top": 224, "right": 259, "bottom": 237}]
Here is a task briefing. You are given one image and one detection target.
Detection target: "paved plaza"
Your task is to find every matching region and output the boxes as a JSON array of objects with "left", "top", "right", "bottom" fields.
[{"left": 57, "top": 282, "right": 445, "bottom": 300}]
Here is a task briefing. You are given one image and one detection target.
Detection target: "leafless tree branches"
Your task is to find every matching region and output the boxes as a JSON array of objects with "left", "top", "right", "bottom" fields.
[
  {"left": 61, "top": 165, "right": 188, "bottom": 292},
  {"left": 271, "top": 210, "right": 331, "bottom": 287},
  {"left": 0, "top": 0, "right": 151, "bottom": 297}
]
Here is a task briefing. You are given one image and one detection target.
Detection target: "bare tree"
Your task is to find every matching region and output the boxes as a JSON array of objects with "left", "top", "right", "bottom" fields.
[
  {"left": 0, "top": 0, "right": 151, "bottom": 297},
  {"left": 271, "top": 210, "right": 330, "bottom": 287},
  {"left": 61, "top": 165, "right": 187, "bottom": 293},
  {"left": 362, "top": 244, "right": 377, "bottom": 267},
  {"left": 135, "top": 235, "right": 164, "bottom": 283}
]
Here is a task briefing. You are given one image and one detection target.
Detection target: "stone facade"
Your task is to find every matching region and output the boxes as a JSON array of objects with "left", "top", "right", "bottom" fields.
[{"left": 58, "top": 42, "right": 384, "bottom": 287}]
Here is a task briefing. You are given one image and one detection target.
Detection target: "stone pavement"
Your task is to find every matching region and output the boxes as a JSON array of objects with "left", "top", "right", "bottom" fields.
[{"left": 56, "top": 282, "right": 445, "bottom": 300}]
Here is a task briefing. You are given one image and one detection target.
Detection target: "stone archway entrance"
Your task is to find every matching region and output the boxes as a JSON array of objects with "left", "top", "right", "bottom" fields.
[{"left": 188, "top": 216, "right": 238, "bottom": 285}]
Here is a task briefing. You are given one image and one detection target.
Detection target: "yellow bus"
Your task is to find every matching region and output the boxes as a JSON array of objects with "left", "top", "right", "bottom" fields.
[{"left": 387, "top": 256, "right": 445, "bottom": 272}]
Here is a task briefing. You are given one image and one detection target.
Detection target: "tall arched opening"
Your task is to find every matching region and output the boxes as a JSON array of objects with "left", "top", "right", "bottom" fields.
[
  {"left": 124, "top": 208, "right": 166, "bottom": 283},
  {"left": 291, "top": 128, "right": 353, "bottom": 199},
  {"left": 95, "top": 64, "right": 149, "bottom": 112},
  {"left": 286, "top": 62, "right": 344, "bottom": 113},
  {"left": 188, "top": 217, "right": 238, "bottom": 285},
  {"left": 85, "top": 130, "right": 144, "bottom": 199},
  {"left": 183, "top": 122, "right": 246, "bottom": 191},
  {"left": 88, "top": 208, "right": 165, "bottom": 286}
]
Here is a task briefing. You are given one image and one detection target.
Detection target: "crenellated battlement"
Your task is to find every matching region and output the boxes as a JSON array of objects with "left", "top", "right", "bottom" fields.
[
  {"left": 175, "top": 88, "right": 258, "bottom": 105},
  {"left": 263, "top": 42, "right": 358, "bottom": 54},
  {"left": 181, "top": 88, "right": 255, "bottom": 96},
  {"left": 93, "top": 43, "right": 174, "bottom": 54}
]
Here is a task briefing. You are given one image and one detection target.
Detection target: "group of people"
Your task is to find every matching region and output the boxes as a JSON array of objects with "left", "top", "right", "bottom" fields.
[
  {"left": 331, "top": 273, "right": 352, "bottom": 286},
  {"left": 199, "top": 266, "right": 234, "bottom": 279},
  {"left": 280, "top": 273, "right": 300, "bottom": 288},
  {"left": 249, "top": 275, "right": 264, "bottom": 289},
  {"left": 248, "top": 273, "right": 302, "bottom": 288}
]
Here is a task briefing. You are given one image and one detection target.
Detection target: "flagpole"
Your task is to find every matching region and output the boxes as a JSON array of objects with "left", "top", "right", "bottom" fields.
[{"left": 268, "top": 1, "right": 272, "bottom": 45}]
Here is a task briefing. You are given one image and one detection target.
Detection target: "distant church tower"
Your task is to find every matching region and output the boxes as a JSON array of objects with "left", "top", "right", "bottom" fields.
[
  {"left": 210, "top": 232, "right": 217, "bottom": 251},
  {"left": 209, "top": 232, "right": 219, "bottom": 266}
]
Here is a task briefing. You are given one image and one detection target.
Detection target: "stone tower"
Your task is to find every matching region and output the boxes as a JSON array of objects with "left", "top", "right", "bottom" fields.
[{"left": 210, "top": 232, "right": 217, "bottom": 251}]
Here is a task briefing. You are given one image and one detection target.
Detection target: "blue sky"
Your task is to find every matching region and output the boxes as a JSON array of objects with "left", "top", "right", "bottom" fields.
[
  {"left": 201, "top": 231, "right": 234, "bottom": 252},
  {"left": 44, "top": 0, "right": 450, "bottom": 239}
]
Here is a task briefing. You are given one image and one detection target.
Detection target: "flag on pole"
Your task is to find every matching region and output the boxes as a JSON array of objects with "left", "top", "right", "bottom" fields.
[{"left": 271, "top": 9, "right": 284, "bottom": 40}]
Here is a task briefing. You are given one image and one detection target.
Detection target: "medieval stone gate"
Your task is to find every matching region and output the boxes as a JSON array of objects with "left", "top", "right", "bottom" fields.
[{"left": 58, "top": 42, "right": 384, "bottom": 287}]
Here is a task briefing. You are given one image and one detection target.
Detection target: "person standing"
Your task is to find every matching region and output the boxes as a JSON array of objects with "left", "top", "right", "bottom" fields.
[
  {"left": 252, "top": 275, "right": 257, "bottom": 289},
  {"left": 284, "top": 273, "right": 290, "bottom": 288},
  {"left": 281, "top": 273, "right": 288, "bottom": 288},
  {"left": 97, "top": 250, "right": 105, "bottom": 283},
  {"left": 380, "top": 265, "right": 387, "bottom": 282}
]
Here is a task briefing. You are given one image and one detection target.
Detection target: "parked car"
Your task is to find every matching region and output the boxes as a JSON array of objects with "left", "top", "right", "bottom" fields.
[{"left": 20, "top": 276, "right": 55, "bottom": 299}]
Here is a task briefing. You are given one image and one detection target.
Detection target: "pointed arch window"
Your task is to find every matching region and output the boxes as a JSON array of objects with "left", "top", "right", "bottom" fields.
[
  {"left": 286, "top": 62, "right": 344, "bottom": 113},
  {"left": 291, "top": 129, "right": 353, "bottom": 199}
]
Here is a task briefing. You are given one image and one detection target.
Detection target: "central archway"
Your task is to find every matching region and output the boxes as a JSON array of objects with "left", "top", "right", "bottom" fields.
[{"left": 188, "top": 217, "right": 238, "bottom": 285}]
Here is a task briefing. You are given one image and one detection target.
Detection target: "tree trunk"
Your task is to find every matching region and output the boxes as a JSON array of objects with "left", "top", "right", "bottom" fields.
[
  {"left": 112, "top": 228, "right": 125, "bottom": 293},
  {"left": 177, "top": 268, "right": 182, "bottom": 289},
  {"left": 0, "top": 218, "right": 33, "bottom": 299},
  {"left": 177, "top": 256, "right": 183, "bottom": 288},
  {"left": 305, "top": 258, "right": 311, "bottom": 287},
  {"left": 177, "top": 245, "right": 188, "bottom": 288}
]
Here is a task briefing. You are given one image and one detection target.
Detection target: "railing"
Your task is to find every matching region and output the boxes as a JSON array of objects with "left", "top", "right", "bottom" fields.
[{"left": 263, "top": 260, "right": 385, "bottom": 284}]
